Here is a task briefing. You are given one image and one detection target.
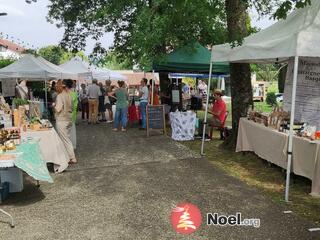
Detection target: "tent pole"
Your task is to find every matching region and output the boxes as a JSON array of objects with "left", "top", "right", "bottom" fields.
[
  {"left": 151, "top": 70, "right": 155, "bottom": 105},
  {"left": 285, "top": 56, "right": 299, "bottom": 202},
  {"left": 44, "top": 73, "right": 48, "bottom": 111},
  {"left": 201, "top": 61, "right": 213, "bottom": 155}
]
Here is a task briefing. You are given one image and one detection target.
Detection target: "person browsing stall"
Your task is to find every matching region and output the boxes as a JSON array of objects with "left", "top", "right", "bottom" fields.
[
  {"left": 87, "top": 79, "right": 101, "bottom": 124},
  {"left": 54, "top": 79, "right": 77, "bottom": 164},
  {"left": 109, "top": 81, "right": 128, "bottom": 132},
  {"left": 138, "top": 78, "right": 149, "bottom": 129}
]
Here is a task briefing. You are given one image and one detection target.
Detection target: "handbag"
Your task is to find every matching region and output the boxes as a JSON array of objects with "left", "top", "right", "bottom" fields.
[{"left": 104, "top": 96, "right": 110, "bottom": 105}]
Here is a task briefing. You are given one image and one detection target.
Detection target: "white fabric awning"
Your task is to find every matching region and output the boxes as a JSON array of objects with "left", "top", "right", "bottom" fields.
[
  {"left": 211, "top": 0, "right": 320, "bottom": 63},
  {"left": 60, "top": 57, "right": 127, "bottom": 81},
  {"left": 0, "top": 54, "right": 76, "bottom": 80}
]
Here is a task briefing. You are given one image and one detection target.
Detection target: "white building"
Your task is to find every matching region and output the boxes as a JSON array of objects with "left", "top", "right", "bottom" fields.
[{"left": 0, "top": 39, "right": 25, "bottom": 59}]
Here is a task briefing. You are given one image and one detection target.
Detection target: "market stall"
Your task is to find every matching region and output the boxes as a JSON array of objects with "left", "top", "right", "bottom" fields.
[
  {"left": 0, "top": 140, "right": 53, "bottom": 228},
  {"left": 22, "top": 128, "right": 69, "bottom": 173},
  {"left": 236, "top": 118, "right": 320, "bottom": 196},
  {"left": 207, "top": 0, "right": 320, "bottom": 201}
]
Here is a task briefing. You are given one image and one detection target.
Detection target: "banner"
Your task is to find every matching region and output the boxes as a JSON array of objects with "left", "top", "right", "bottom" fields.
[
  {"left": 1, "top": 79, "right": 16, "bottom": 97},
  {"left": 284, "top": 57, "right": 320, "bottom": 128}
]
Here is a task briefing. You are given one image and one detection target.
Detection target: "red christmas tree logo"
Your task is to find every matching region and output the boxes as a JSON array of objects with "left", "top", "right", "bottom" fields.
[{"left": 171, "top": 202, "right": 202, "bottom": 234}]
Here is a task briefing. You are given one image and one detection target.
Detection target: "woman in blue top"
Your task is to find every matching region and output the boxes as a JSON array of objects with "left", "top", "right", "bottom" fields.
[{"left": 109, "top": 81, "right": 128, "bottom": 131}]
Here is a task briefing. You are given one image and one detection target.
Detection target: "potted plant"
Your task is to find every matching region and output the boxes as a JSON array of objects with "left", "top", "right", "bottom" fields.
[{"left": 12, "top": 98, "right": 29, "bottom": 110}]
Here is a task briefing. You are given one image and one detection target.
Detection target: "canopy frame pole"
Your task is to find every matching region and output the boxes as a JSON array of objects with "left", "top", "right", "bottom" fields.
[
  {"left": 201, "top": 61, "right": 213, "bottom": 155},
  {"left": 151, "top": 70, "right": 155, "bottom": 105},
  {"left": 285, "top": 56, "right": 299, "bottom": 202},
  {"left": 44, "top": 72, "right": 48, "bottom": 111}
]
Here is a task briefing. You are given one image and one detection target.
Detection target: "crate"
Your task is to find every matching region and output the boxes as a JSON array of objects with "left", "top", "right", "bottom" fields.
[{"left": 0, "top": 182, "right": 10, "bottom": 201}]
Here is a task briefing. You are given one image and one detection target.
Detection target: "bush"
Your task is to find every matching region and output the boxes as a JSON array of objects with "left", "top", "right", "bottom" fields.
[{"left": 266, "top": 92, "right": 277, "bottom": 106}]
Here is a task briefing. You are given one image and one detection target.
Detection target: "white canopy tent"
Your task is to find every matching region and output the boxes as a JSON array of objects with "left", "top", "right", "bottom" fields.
[
  {"left": 0, "top": 54, "right": 78, "bottom": 108},
  {"left": 201, "top": 0, "right": 320, "bottom": 202},
  {"left": 0, "top": 54, "right": 76, "bottom": 79},
  {"left": 59, "top": 56, "right": 92, "bottom": 81},
  {"left": 59, "top": 56, "right": 127, "bottom": 82}
]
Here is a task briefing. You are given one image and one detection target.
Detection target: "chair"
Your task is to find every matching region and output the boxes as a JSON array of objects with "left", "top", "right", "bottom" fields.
[{"left": 209, "top": 111, "right": 228, "bottom": 140}]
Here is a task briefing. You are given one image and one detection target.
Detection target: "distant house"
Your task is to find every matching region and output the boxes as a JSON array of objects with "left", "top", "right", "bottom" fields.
[
  {"left": 0, "top": 39, "right": 25, "bottom": 59},
  {"left": 110, "top": 70, "right": 159, "bottom": 88}
]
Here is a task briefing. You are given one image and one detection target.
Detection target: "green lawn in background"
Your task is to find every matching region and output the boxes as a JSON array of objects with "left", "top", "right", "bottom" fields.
[{"left": 197, "top": 101, "right": 273, "bottom": 127}]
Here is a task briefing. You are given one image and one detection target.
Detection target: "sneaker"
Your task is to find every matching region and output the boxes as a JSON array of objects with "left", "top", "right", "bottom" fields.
[
  {"left": 107, "top": 120, "right": 113, "bottom": 123},
  {"left": 205, "top": 137, "right": 212, "bottom": 142}
]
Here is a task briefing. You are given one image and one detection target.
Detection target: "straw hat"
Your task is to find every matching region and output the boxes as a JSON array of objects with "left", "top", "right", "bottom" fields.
[{"left": 214, "top": 89, "right": 223, "bottom": 96}]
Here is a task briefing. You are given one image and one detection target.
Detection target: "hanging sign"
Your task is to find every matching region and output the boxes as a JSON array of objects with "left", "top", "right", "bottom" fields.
[
  {"left": 284, "top": 57, "right": 320, "bottom": 128},
  {"left": 1, "top": 79, "right": 16, "bottom": 97}
]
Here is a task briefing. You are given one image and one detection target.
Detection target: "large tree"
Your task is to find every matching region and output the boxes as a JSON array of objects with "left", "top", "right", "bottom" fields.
[
  {"left": 223, "top": 0, "right": 311, "bottom": 148},
  {"left": 46, "top": 0, "right": 228, "bottom": 69}
]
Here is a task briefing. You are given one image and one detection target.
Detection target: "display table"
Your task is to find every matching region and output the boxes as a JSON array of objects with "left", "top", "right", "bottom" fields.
[
  {"left": 21, "top": 128, "right": 69, "bottom": 173},
  {"left": 236, "top": 118, "right": 320, "bottom": 196},
  {"left": 170, "top": 111, "right": 196, "bottom": 141},
  {"left": 0, "top": 142, "right": 53, "bottom": 192}
]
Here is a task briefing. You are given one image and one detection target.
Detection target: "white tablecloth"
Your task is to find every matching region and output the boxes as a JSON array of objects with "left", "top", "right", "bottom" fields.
[
  {"left": 170, "top": 111, "right": 196, "bottom": 141},
  {"left": 236, "top": 118, "right": 320, "bottom": 196},
  {"left": 22, "top": 128, "right": 69, "bottom": 173}
]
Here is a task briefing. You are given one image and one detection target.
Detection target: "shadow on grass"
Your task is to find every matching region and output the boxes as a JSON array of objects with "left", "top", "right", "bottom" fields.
[{"left": 182, "top": 133, "right": 320, "bottom": 226}]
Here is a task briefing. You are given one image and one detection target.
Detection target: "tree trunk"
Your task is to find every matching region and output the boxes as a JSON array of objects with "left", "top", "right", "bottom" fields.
[{"left": 223, "top": 0, "right": 253, "bottom": 149}]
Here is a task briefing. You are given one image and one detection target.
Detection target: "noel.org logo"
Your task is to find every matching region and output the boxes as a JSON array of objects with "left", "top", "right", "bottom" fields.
[{"left": 170, "top": 202, "right": 202, "bottom": 235}]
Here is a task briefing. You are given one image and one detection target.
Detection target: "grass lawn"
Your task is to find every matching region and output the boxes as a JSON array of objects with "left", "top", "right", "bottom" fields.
[
  {"left": 183, "top": 133, "right": 320, "bottom": 226},
  {"left": 197, "top": 101, "right": 275, "bottom": 127}
]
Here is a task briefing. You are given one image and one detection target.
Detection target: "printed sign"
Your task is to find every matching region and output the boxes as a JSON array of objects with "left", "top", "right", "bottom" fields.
[
  {"left": 284, "top": 57, "right": 320, "bottom": 128},
  {"left": 1, "top": 79, "right": 16, "bottom": 97}
]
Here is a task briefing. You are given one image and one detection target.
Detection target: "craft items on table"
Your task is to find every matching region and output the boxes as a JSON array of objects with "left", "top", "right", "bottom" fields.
[{"left": 268, "top": 106, "right": 290, "bottom": 131}]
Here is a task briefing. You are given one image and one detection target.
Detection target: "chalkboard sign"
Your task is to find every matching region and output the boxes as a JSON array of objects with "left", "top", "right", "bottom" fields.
[{"left": 146, "top": 105, "right": 166, "bottom": 137}]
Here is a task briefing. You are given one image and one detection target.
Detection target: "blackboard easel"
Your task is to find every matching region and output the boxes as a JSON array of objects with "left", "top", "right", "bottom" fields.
[{"left": 146, "top": 105, "right": 166, "bottom": 137}]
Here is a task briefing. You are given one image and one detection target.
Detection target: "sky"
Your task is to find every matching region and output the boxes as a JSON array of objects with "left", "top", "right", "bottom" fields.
[{"left": 0, "top": 0, "right": 275, "bottom": 55}]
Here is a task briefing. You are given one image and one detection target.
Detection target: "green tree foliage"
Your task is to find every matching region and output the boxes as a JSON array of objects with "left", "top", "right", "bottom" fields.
[
  {"left": 251, "top": 64, "right": 280, "bottom": 82},
  {"left": 97, "top": 51, "right": 133, "bottom": 70},
  {"left": 46, "top": 0, "right": 228, "bottom": 69},
  {"left": 38, "top": 45, "right": 88, "bottom": 65},
  {"left": 266, "top": 92, "right": 277, "bottom": 106},
  {"left": 0, "top": 58, "right": 15, "bottom": 69}
]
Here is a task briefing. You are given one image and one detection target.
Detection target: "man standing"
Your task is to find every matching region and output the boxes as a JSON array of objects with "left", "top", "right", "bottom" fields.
[
  {"left": 87, "top": 79, "right": 101, "bottom": 124},
  {"left": 138, "top": 78, "right": 149, "bottom": 129},
  {"left": 79, "top": 83, "right": 89, "bottom": 121}
]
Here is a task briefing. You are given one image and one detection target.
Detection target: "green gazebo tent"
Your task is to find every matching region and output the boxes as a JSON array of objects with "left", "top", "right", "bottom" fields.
[{"left": 152, "top": 42, "right": 229, "bottom": 74}]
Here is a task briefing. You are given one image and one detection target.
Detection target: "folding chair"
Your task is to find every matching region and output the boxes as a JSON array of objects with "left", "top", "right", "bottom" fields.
[{"left": 209, "top": 111, "right": 228, "bottom": 140}]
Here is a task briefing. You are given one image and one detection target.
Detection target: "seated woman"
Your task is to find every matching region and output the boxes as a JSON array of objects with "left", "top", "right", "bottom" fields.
[{"left": 208, "top": 89, "right": 227, "bottom": 140}]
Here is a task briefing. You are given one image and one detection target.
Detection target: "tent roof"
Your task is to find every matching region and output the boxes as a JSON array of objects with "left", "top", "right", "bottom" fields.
[
  {"left": 153, "top": 42, "right": 229, "bottom": 74},
  {"left": 212, "top": 0, "right": 320, "bottom": 63},
  {"left": 60, "top": 57, "right": 127, "bottom": 81},
  {"left": 59, "top": 56, "right": 91, "bottom": 75},
  {"left": 0, "top": 54, "right": 72, "bottom": 79},
  {"left": 37, "top": 56, "right": 77, "bottom": 79}
]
